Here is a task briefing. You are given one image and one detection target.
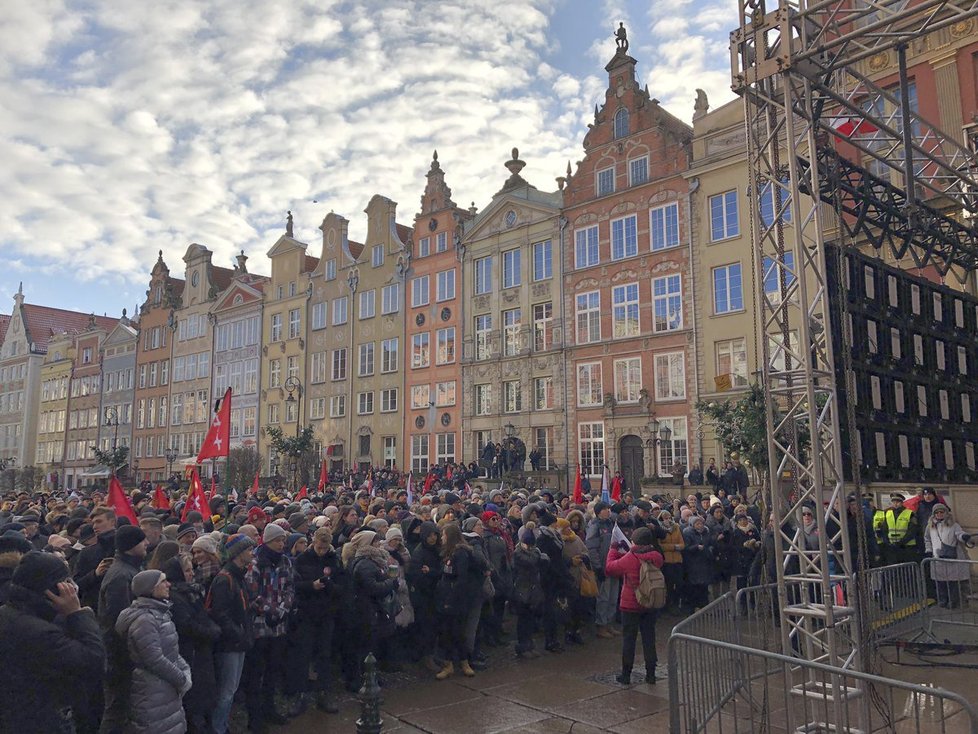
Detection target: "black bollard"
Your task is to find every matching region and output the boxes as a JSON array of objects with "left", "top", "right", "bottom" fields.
[{"left": 356, "top": 653, "right": 383, "bottom": 734}]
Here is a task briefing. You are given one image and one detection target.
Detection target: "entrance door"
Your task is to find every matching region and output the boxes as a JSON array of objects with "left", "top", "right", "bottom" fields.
[{"left": 619, "top": 435, "right": 644, "bottom": 495}]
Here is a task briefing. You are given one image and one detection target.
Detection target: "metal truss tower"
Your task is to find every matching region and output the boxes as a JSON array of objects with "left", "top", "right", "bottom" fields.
[{"left": 730, "top": 0, "right": 978, "bottom": 722}]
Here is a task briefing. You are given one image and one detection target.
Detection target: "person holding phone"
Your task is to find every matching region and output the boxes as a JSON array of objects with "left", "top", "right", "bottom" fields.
[{"left": 0, "top": 551, "right": 106, "bottom": 733}]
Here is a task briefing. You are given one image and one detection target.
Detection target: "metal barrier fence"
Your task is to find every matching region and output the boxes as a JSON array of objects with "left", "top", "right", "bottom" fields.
[
  {"left": 864, "top": 562, "right": 929, "bottom": 643},
  {"left": 921, "top": 557, "right": 978, "bottom": 643},
  {"left": 667, "top": 631, "right": 978, "bottom": 734}
]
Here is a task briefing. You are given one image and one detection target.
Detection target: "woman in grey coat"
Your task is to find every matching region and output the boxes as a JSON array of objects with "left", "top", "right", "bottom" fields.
[
  {"left": 116, "top": 569, "right": 192, "bottom": 734},
  {"left": 924, "top": 505, "right": 973, "bottom": 608}
]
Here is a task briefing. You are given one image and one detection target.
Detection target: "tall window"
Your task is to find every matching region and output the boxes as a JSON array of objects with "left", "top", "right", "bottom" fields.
[
  {"left": 533, "top": 303, "right": 553, "bottom": 351},
  {"left": 575, "top": 226, "right": 599, "bottom": 268},
  {"left": 358, "top": 342, "right": 375, "bottom": 376},
  {"left": 475, "top": 256, "right": 493, "bottom": 295},
  {"left": 436, "top": 269, "right": 455, "bottom": 301},
  {"left": 503, "top": 308, "right": 521, "bottom": 357},
  {"left": 436, "top": 327, "right": 455, "bottom": 364},
  {"left": 629, "top": 156, "right": 648, "bottom": 186},
  {"left": 436, "top": 232, "right": 448, "bottom": 253},
  {"left": 287, "top": 355, "right": 298, "bottom": 379},
  {"left": 650, "top": 203, "right": 679, "bottom": 251},
  {"left": 269, "top": 359, "right": 281, "bottom": 388},
  {"left": 311, "top": 302, "right": 327, "bottom": 329},
  {"left": 760, "top": 180, "right": 792, "bottom": 226},
  {"left": 383, "top": 436, "right": 396, "bottom": 469},
  {"left": 381, "top": 338, "right": 398, "bottom": 373},
  {"left": 381, "top": 283, "right": 399, "bottom": 314},
  {"left": 657, "top": 417, "right": 688, "bottom": 475},
  {"left": 716, "top": 338, "right": 748, "bottom": 387},
  {"left": 611, "top": 215, "right": 638, "bottom": 260},
  {"left": 713, "top": 264, "right": 744, "bottom": 314},
  {"left": 381, "top": 388, "right": 397, "bottom": 412},
  {"left": 577, "top": 363, "right": 603, "bottom": 406},
  {"left": 417, "top": 237, "right": 430, "bottom": 258},
  {"left": 411, "top": 276, "right": 429, "bottom": 307},
  {"left": 411, "top": 384, "right": 431, "bottom": 409},
  {"left": 709, "top": 190, "right": 739, "bottom": 241},
  {"left": 504, "top": 380, "right": 522, "bottom": 413},
  {"left": 502, "top": 249, "right": 521, "bottom": 289},
  {"left": 329, "top": 395, "right": 346, "bottom": 417},
  {"left": 357, "top": 391, "right": 374, "bottom": 415},
  {"left": 311, "top": 352, "right": 327, "bottom": 383},
  {"left": 763, "top": 252, "right": 795, "bottom": 303},
  {"left": 436, "top": 433, "right": 456, "bottom": 464},
  {"left": 614, "top": 357, "right": 642, "bottom": 403},
  {"left": 532, "top": 240, "right": 552, "bottom": 281},
  {"left": 435, "top": 381, "right": 456, "bottom": 406},
  {"left": 654, "top": 352, "right": 686, "bottom": 400},
  {"left": 325, "top": 259, "right": 336, "bottom": 280},
  {"left": 597, "top": 167, "right": 615, "bottom": 196},
  {"left": 412, "top": 333, "right": 430, "bottom": 368},
  {"left": 372, "top": 244, "right": 384, "bottom": 267},
  {"left": 612, "top": 283, "right": 640, "bottom": 338},
  {"left": 288, "top": 308, "right": 301, "bottom": 338},
  {"left": 475, "top": 315, "right": 492, "bottom": 360},
  {"left": 331, "top": 348, "right": 347, "bottom": 380},
  {"left": 332, "top": 297, "right": 348, "bottom": 325},
  {"left": 475, "top": 385, "right": 492, "bottom": 416},
  {"left": 271, "top": 313, "right": 282, "bottom": 341},
  {"left": 653, "top": 275, "right": 683, "bottom": 332},
  {"left": 579, "top": 422, "right": 605, "bottom": 476},
  {"left": 534, "top": 376, "right": 554, "bottom": 410},
  {"left": 411, "top": 435, "right": 429, "bottom": 474},
  {"left": 614, "top": 107, "right": 629, "bottom": 138},
  {"left": 359, "top": 290, "right": 376, "bottom": 319},
  {"left": 576, "top": 291, "right": 601, "bottom": 344}
]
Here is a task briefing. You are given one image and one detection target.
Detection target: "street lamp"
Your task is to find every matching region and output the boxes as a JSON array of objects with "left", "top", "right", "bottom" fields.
[
  {"left": 165, "top": 450, "right": 177, "bottom": 480},
  {"left": 504, "top": 422, "right": 517, "bottom": 439},
  {"left": 132, "top": 460, "right": 140, "bottom": 484},
  {"left": 284, "top": 376, "right": 304, "bottom": 492},
  {"left": 645, "top": 418, "right": 672, "bottom": 479}
]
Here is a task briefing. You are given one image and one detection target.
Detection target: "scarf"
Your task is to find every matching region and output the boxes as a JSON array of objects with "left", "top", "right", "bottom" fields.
[{"left": 487, "top": 522, "right": 515, "bottom": 561}]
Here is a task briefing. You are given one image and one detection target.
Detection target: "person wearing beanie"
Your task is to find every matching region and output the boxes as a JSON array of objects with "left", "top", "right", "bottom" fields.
[
  {"left": 176, "top": 522, "right": 198, "bottom": 549},
  {"left": 349, "top": 527, "right": 400, "bottom": 686},
  {"left": 243, "top": 512, "right": 296, "bottom": 728},
  {"left": 0, "top": 531, "right": 33, "bottom": 605},
  {"left": 286, "top": 533, "right": 308, "bottom": 557},
  {"left": 605, "top": 525, "right": 665, "bottom": 684},
  {"left": 288, "top": 512, "right": 310, "bottom": 535},
  {"left": 0, "top": 551, "right": 106, "bottom": 734},
  {"left": 557, "top": 517, "right": 589, "bottom": 645},
  {"left": 98, "top": 522, "right": 148, "bottom": 733},
  {"left": 512, "top": 522, "right": 546, "bottom": 658},
  {"left": 190, "top": 534, "right": 222, "bottom": 587},
  {"left": 116, "top": 567, "right": 191, "bottom": 734},
  {"left": 586, "top": 500, "right": 619, "bottom": 638}
]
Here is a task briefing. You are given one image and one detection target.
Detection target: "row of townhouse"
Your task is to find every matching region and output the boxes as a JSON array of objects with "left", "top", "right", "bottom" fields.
[{"left": 2, "top": 28, "right": 975, "bottom": 491}]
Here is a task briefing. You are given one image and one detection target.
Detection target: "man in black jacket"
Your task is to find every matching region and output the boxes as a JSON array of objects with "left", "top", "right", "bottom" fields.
[
  {"left": 72, "top": 506, "right": 117, "bottom": 609},
  {"left": 0, "top": 551, "right": 106, "bottom": 734},
  {"left": 97, "top": 524, "right": 147, "bottom": 734},
  {"left": 207, "top": 533, "right": 255, "bottom": 734}
]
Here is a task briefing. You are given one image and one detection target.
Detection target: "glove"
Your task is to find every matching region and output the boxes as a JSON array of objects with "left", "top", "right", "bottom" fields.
[{"left": 962, "top": 534, "right": 972, "bottom": 544}]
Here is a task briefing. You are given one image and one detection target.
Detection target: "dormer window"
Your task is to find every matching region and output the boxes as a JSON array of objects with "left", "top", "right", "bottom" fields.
[{"left": 614, "top": 108, "right": 629, "bottom": 139}]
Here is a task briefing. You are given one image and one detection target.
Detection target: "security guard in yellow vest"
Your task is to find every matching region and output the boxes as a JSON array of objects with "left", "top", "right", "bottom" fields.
[{"left": 876, "top": 492, "right": 921, "bottom": 565}]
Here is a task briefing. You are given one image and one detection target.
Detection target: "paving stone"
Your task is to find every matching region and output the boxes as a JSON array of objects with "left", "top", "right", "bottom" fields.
[
  {"left": 499, "top": 716, "right": 608, "bottom": 733},
  {"left": 381, "top": 678, "right": 483, "bottom": 716},
  {"left": 489, "top": 672, "right": 618, "bottom": 710},
  {"left": 548, "top": 688, "right": 671, "bottom": 728},
  {"left": 400, "top": 695, "right": 551, "bottom": 734}
]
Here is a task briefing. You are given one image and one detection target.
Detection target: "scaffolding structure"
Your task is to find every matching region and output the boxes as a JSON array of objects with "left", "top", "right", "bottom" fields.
[{"left": 730, "top": 0, "right": 978, "bottom": 727}]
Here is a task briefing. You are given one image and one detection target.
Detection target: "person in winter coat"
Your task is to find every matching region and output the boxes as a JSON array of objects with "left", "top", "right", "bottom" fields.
[
  {"left": 605, "top": 526, "right": 665, "bottom": 685},
  {"left": 72, "top": 506, "right": 117, "bottom": 609},
  {"left": 706, "top": 503, "right": 736, "bottom": 596},
  {"left": 407, "top": 520, "right": 443, "bottom": 673},
  {"left": 924, "top": 505, "right": 973, "bottom": 608},
  {"left": 730, "top": 514, "right": 761, "bottom": 598},
  {"left": 243, "top": 522, "right": 296, "bottom": 730},
  {"left": 511, "top": 523, "right": 547, "bottom": 658},
  {"left": 481, "top": 510, "right": 513, "bottom": 647},
  {"left": 557, "top": 517, "right": 589, "bottom": 645},
  {"left": 682, "top": 516, "right": 715, "bottom": 610},
  {"left": 0, "top": 530, "right": 32, "bottom": 604},
  {"left": 287, "top": 526, "right": 342, "bottom": 713},
  {"left": 434, "top": 523, "right": 483, "bottom": 679},
  {"left": 0, "top": 551, "right": 106, "bottom": 734},
  {"left": 536, "top": 509, "right": 573, "bottom": 653},
  {"left": 657, "top": 510, "right": 686, "bottom": 612},
  {"left": 116, "top": 569, "right": 191, "bottom": 734},
  {"left": 585, "top": 502, "right": 619, "bottom": 638},
  {"left": 206, "top": 534, "right": 255, "bottom": 734},
  {"left": 162, "top": 555, "right": 221, "bottom": 734},
  {"left": 349, "top": 530, "right": 399, "bottom": 687}
]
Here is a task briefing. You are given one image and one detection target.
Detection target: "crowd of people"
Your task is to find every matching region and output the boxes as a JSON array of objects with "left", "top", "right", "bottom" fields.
[{"left": 0, "top": 460, "right": 970, "bottom": 734}]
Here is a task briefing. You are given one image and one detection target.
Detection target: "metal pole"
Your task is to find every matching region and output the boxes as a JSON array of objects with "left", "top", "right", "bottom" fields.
[{"left": 356, "top": 653, "right": 383, "bottom": 734}]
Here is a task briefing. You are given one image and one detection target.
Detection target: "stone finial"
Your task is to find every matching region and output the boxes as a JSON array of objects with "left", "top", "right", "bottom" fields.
[
  {"left": 469, "top": 202, "right": 478, "bottom": 215},
  {"left": 504, "top": 148, "right": 526, "bottom": 177},
  {"left": 693, "top": 89, "right": 710, "bottom": 120}
]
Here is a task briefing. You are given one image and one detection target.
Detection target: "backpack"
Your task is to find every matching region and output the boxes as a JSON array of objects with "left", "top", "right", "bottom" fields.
[{"left": 635, "top": 558, "right": 667, "bottom": 610}]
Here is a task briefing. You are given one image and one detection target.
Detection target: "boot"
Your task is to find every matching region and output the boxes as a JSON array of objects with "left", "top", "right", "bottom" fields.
[
  {"left": 316, "top": 691, "right": 339, "bottom": 714},
  {"left": 435, "top": 661, "right": 455, "bottom": 680},
  {"left": 596, "top": 626, "right": 613, "bottom": 639},
  {"left": 287, "top": 693, "right": 308, "bottom": 718},
  {"left": 610, "top": 625, "right": 622, "bottom": 636},
  {"left": 422, "top": 655, "right": 442, "bottom": 673},
  {"left": 460, "top": 660, "right": 476, "bottom": 677},
  {"left": 615, "top": 670, "right": 632, "bottom": 685}
]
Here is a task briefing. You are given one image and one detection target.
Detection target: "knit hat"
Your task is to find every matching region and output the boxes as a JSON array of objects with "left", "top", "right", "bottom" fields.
[
  {"left": 285, "top": 533, "right": 306, "bottom": 553},
  {"left": 116, "top": 525, "right": 146, "bottom": 553},
  {"left": 11, "top": 551, "right": 69, "bottom": 593},
  {"left": 0, "top": 531, "right": 33, "bottom": 555},
  {"left": 225, "top": 533, "right": 256, "bottom": 561},
  {"left": 348, "top": 530, "right": 377, "bottom": 550},
  {"left": 262, "top": 523, "right": 288, "bottom": 544},
  {"left": 462, "top": 517, "right": 480, "bottom": 533},
  {"left": 176, "top": 523, "right": 197, "bottom": 541},
  {"left": 518, "top": 522, "right": 537, "bottom": 545},
  {"left": 247, "top": 507, "right": 269, "bottom": 524},
  {"left": 385, "top": 526, "right": 403, "bottom": 542},
  {"left": 287, "top": 512, "right": 308, "bottom": 530},
  {"left": 131, "top": 569, "right": 165, "bottom": 598},
  {"left": 191, "top": 536, "right": 218, "bottom": 556},
  {"left": 632, "top": 527, "right": 654, "bottom": 547}
]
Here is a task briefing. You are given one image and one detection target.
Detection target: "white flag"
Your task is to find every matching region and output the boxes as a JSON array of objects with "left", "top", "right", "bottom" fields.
[{"left": 611, "top": 522, "right": 631, "bottom": 550}]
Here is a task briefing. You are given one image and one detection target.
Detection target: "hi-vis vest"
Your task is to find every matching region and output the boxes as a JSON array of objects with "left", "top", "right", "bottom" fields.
[{"left": 884, "top": 508, "right": 916, "bottom": 546}]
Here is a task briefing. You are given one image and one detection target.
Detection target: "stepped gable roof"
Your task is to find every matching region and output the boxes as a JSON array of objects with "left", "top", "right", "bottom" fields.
[{"left": 21, "top": 304, "right": 117, "bottom": 352}]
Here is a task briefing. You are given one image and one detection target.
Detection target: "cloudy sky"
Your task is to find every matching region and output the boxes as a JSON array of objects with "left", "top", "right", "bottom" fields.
[{"left": 0, "top": 0, "right": 737, "bottom": 318}]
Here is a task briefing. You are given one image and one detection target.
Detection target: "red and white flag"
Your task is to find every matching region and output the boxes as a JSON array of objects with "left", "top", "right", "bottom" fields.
[
  {"left": 108, "top": 476, "right": 138, "bottom": 525},
  {"left": 196, "top": 388, "right": 231, "bottom": 463},
  {"left": 367, "top": 470, "right": 374, "bottom": 497},
  {"left": 829, "top": 116, "right": 879, "bottom": 138},
  {"left": 182, "top": 469, "right": 209, "bottom": 522},
  {"left": 406, "top": 473, "right": 414, "bottom": 505}
]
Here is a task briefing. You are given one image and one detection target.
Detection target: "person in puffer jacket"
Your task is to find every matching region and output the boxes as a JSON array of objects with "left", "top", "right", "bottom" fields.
[
  {"left": 115, "top": 569, "right": 192, "bottom": 734},
  {"left": 605, "top": 526, "right": 664, "bottom": 686}
]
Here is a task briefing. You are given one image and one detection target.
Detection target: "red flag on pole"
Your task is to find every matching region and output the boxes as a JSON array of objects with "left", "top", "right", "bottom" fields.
[
  {"left": 611, "top": 473, "right": 622, "bottom": 502},
  {"left": 250, "top": 472, "right": 259, "bottom": 497},
  {"left": 182, "top": 469, "right": 209, "bottom": 522},
  {"left": 296, "top": 485, "right": 308, "bottom": 501},
  {"left": 152, "top": 485, "right": 170, "bottom": 511},
  {"left": 108, "top": 476, "right": 138, "bottom": 525},
  {"left": 573, "top": 465, "right": 583, "bottom": 505},
  {"left": 196, "top": 388, "right": 231, "bottom": 463},
  {"left": 317, "top": 459, "right": 328, "bottom": 491}
]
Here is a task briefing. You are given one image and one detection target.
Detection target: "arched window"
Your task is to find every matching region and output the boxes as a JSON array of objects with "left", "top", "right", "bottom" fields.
[{"left": 614, "top": 108, "right": 629, "bottom": 139}]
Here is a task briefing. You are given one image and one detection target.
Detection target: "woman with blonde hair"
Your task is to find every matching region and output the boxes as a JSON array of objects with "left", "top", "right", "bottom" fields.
[{"left": 924, "top": 505, "right": 973, "bottom": 608}]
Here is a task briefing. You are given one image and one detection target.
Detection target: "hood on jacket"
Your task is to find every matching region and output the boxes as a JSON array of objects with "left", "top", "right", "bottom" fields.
[
  {"left": 115, "top": 596, "right": 171, "bottom": 638},
  {"left": 418, "top": 521, "right": 440, "bottom": 547}
]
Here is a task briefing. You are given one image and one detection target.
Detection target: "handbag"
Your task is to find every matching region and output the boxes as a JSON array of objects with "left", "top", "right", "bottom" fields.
[
  {"left": 938, "top": 542, "right": 959, "bottom": 560},
  {"left": 579, "top": 567, "right": 599, "bottom": 598}
]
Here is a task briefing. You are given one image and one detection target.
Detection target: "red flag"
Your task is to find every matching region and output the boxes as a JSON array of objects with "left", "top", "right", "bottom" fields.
[
  {"left": 830, "top": 116, "right": 879, "bottom": 138},
  {"left": 611, "top": 474, "right": 622, "bottom": 502},
  {"left": 296, "top": 485, "right": 308, "bottom": 500},
  {"left": 423, "top": 472, "right": 435, "bottom": 494},
  {"left": 108, "top": 476, "right": 138, "bottom": 525},
  {"left": 446, "top": 465, "right": 453, "bottom": 480},
  {"left": 318, "top": 460, "right": 328, "bottom": 491},
  {"left": 250, "top": 472, "right": 259, "bottom": 496},
  {"left": 573, "top": 465, "right": 583, "bottom": 505},
  {"left": 197, "top": 388, "right": 231, "bottom": 463},
  {"left": 152, "top": 485, "right": 170, "bottom": 511},
  {"left": 182, "top": 469, "right": 209, "bottom": 522}
]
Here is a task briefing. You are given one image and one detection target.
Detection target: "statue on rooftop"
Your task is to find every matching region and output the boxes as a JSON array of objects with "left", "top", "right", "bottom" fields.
[{"left": 615, "top": 23, "right": 628, "bottom": 52}]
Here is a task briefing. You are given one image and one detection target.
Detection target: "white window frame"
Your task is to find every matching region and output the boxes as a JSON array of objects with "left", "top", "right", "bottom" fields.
[
  {"left": 475, "top": 256, "right": 493, "bottom": 295},
  {"left": 577, "top": 362, "right": 603, "bottom": 407},
  {"left": 716, "top": 338, "right": 749, "bottom": 388},
  {"left": 596, "top": 166, "right": 615, "bottom": 196},
  {"left": 574, "top": 226, "right": 599, "bottom": 268},
  {"left": 614, "top": 357, "right": 642, "bottom": 403},
  {"left": 332, "top": 297, "right": 348, "bottom": 325},
  {"left": 654, "top": 351, "right": 686, "bottom": 400},
  {"left": 709, "top": 190, "right": 739, "bottom": 242},
  {"left": 371, "top": 244, "right": 384, "bottom": 267},
  {"left": 612, "top": 283, "right": 640, "bottom": 338},
  {"left": 357, "top": 391, "right": 374, "bottom": 415},
  {"left": 576, "top": 291, "right": 601, "bottom": 344},
  {"left": 412, "top": 276, "right": 429, "bottom": 307},
  {"left": 532, "top": 240, "right": 552, "bottom": 281},
  {"left": 713, "top": 264, "right": 744, "bottom": 315},
  {"left": 578, "top": 422, "right": 605, "bottom": 477},
  {"left": 611, "top": 214, "right": 638, "bottom": 260},
  {"left": 502, "top": 249, "right": 521, "bottom": 289},
  {"left": 381, "top": 283, "right": 399, "bottom": 315},
  {"left": 358, "top": 342, "right": 375, "bottom": 377},
  {"left": 359, "top": 290, "right": 376, "bottom": 319},
  {"left": 436, "top": 269, "right": 455, "bottom": 302},
  {"left": 381, "top": 338, "right": 398, "bottom": 373},
  {"left": 628, "top": 156, "right": 649, "bottom": 186},
  {"left": 650, "top": 202, "right": 679, "bottom": 251},
  {"left": 381, "top": 388, "right": 398, "bottom": 413},
  {"left": 652, "top": 274, "right": 683, "bottom": 332}
]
